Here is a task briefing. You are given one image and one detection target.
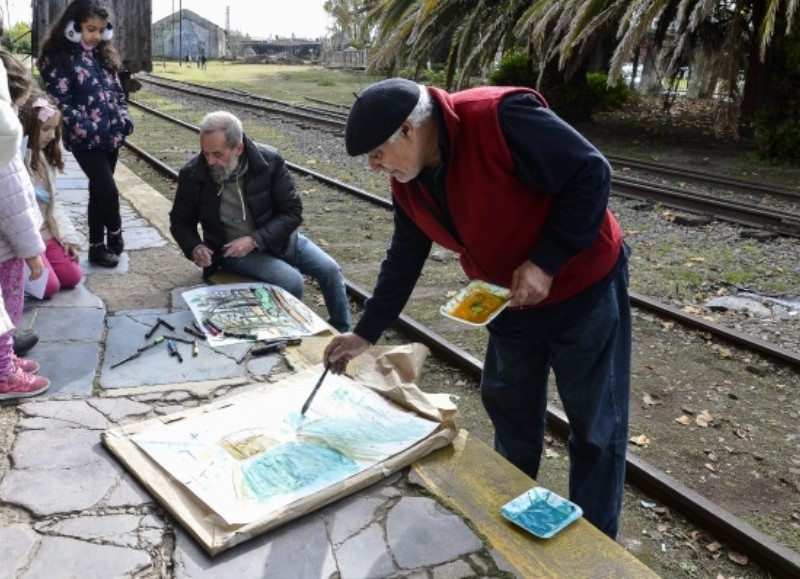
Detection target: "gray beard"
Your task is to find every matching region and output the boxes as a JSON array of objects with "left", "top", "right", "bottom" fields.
[{"left": 209, "top": 155, "right": 240, "bottom": 184}]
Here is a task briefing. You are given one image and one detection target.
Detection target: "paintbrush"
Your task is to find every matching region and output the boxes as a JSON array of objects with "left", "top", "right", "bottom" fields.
[{"left": 300, "top": 365, "right": 330, "bottom": 417}]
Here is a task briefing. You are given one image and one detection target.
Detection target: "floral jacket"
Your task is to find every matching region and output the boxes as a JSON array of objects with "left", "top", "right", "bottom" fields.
[{"left": 39, "top": 45, "right": 133, "bottom": 152}]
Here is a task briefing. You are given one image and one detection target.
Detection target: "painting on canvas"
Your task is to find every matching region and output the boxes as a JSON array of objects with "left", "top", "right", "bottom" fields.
[
  {"left": 182, "top": 283, "right": 330, "bottom": 345},
  {"left": 131, "top": 371, "right": 440, "bottom": 525}
]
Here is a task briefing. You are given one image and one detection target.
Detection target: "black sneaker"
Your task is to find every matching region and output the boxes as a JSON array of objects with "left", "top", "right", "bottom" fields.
[
  {"left": 88, "top": 244, "right": 119, "bottom": 268},
  {"left": 107, "top": 231, "right": 124, "bottom": 255},
  {"left": 13, "top": 330, "right": 38, "bottom": 355}
]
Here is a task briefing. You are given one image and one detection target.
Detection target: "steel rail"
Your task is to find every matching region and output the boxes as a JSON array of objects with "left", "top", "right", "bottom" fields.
[
  {"left": 613, "top": 177, "right": 800, "bottom": 237},
  {"left": 144, "top": 71, "right": 800, "bottom": 209},
  {"left": 125, "top": 104, "right": 800, "bottom": 577},
  {"left": 137, "top": 75, "right": 346, "bottom": 128},
  {"left": 137, "top": 78, "right": 800, "bottom": 239},
  {"left": 608, "top": 154, "right": 800, "bottom": 201}
]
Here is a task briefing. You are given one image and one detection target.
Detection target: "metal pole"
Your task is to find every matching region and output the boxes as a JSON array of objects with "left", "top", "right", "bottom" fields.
[{"left": 178, "top": 0, "right": 182, "bottom": 66}]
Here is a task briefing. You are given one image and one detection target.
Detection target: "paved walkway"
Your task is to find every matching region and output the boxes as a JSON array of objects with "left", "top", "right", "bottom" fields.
[
  {"left": 0, "top": 155, "right": 516, "bottom": 578},
  {"left": 1, "top": 155, "right": 659, "bottom": 578}
]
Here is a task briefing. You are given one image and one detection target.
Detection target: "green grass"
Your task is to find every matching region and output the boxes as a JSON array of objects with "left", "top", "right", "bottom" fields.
[{"left": 147, "top": 61, "right": 380, "bottom": 106}]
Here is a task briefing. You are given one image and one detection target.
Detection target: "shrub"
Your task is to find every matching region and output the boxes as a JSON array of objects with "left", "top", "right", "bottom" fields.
[
  {"left": 586, "top": 72, "right": 638, "bottom": 112},
  {"left": 487, "top": 50, "right": 537, "bottom": 88}
]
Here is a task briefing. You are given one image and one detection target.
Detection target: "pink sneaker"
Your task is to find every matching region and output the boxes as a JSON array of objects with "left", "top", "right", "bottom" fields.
[
  {"left": 12, "top": 356, "right": 39, "bottom": 374},
  {"left": 0, "top": 369, "right": 50, "bottom": 400}
]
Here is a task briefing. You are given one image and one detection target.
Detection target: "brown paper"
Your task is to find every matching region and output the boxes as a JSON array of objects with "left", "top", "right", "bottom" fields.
[{"left": 102, "top": 344, "right": 457, "bottom": 556}]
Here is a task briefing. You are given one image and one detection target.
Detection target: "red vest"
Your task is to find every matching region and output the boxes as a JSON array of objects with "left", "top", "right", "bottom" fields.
[{"left": 391, "top": 86, "right": 623, "bottom": 307}]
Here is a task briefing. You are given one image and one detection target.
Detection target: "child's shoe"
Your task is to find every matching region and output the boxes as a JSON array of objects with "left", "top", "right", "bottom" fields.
[
  {"left": 107, "top": 230, "right": 124, "bottom": 255},
  {"left": 0, "top": 369, "right": 50, "bottom": 400},
  {"left": 12, "top": 356, "right": 39, "bottom": 374}
]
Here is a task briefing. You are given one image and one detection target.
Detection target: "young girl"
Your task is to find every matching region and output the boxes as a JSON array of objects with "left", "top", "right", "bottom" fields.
[
  {"left": 37, "top": 0, "right": 133, "bottom": 269},
  {"left": 21, "top": 93, "right": 83, "bottom": 299},
  {"left": 0, "top": 51, "right": 50, "bottom": 399}
]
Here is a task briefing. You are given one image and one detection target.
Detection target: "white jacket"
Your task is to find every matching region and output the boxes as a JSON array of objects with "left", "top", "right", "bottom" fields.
[
  {"left": 0, "top": 59, "right": 27, "bottom": 334},
  {"left": 0, "top": 151, "right": 45, "bottom": 263},
  {"left": 25, "top": 149, "right": 84, "bottom": 247},
  {"left": 0, "top": 58, "right": 21, "bottom": 167}
]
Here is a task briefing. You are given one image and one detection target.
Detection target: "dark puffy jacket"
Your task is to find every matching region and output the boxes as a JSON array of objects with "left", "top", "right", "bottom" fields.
[
  {"left": 169, "top": 135, "right": 302, "bottom": 277},
  {"left": 39, "top": 45, "right": 133, "bottom": 152}
]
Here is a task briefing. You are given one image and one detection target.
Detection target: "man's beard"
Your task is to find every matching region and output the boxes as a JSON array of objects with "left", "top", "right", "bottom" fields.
[{"left": 209, "top": 154, "right": 240, "bottom": 184}]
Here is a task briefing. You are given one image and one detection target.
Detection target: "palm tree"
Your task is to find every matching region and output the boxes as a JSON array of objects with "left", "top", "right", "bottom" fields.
[
  {"left": 368, "top": 0, "right": 533, "bottom": 87},
  {"left": 368, "top": 0, "right": 799, "bottom": 137},
  {"left": 521, "top": 0, "right": 798, "bottom": 134}
]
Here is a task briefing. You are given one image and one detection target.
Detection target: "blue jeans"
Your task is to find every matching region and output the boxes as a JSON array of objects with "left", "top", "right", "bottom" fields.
[
  {"left": 222, "top": 233, "right": 351, "bottom": 333},
  {"left": 481, "top": 263, "right": 631, "bottom": 538}
]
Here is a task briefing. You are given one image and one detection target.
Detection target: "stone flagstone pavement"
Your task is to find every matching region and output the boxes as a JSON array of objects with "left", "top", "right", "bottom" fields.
[{"left": 0, "top": 155, "right": 516, "bottom": 578}]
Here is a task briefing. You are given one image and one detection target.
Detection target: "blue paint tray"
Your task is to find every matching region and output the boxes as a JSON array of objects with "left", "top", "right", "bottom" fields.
[{"left": 500, "top": 487, "right": 582, "bottom": 539}]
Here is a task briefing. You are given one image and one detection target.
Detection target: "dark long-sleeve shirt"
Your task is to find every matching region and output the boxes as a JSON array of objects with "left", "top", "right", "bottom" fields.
[{"left": 353, "top": 92, "right": 621, "bottom": 344}]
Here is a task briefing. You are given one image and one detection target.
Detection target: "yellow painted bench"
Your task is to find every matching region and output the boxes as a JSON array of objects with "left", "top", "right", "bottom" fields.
[{"left": 413, "top": 431, "right": 659, "bottom": 578}]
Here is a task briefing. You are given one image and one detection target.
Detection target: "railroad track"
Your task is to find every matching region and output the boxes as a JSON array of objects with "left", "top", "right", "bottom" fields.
[
  {"left": 607, "top": 154, "right": 800, "bottom": 204},
  {"left": 140, "top": 74, "right": 800, "bottom": 236},
  {"left": 124, "top": 97, "right": 800, "bottom": 577}
]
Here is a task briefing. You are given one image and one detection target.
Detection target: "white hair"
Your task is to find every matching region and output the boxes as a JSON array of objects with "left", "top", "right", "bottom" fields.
[
  {"left": 199, "top": 111, "right": 243, "bottom": 149},
  {"left": 387, "top": 84, "right": 432, "bottom": 144}
]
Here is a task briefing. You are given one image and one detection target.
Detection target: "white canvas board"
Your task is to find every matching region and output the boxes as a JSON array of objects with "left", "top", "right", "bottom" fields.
[
  {"left": 182, "top": 283, "right": 330, "bottom": 346},
  {"left": 131, "top": 370, "right": 440, "bottom": 526},
  {"left": 23, "top": 262, "right": 49, "bottom": 299}
]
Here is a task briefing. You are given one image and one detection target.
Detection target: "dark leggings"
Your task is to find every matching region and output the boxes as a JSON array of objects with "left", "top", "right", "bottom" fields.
[{"left": 72, "top": 149, "right": 121, "bottom": 245}]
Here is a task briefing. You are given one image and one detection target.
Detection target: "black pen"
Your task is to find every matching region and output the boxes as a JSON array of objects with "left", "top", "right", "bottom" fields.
[
  {"left": 184, "top": 325, "right": 206, "bottom": 340},
  {"left": 250, "top": 341, "right": 285, "bottom": 357},
  {"left": 111, "top": 351, "right": 141, "bottom": 369},
  {"left": 224, "top": 331, "right": 258, "bottom": 340}
]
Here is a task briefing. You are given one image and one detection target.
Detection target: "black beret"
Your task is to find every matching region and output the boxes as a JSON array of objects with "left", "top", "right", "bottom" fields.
[{"left": 345, "top": 78, "right": 421, "bottom": 156}]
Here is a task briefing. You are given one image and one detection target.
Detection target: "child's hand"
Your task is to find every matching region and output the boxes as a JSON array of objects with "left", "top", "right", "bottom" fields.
[
  {"left": 26, "top": 256, "right": 44, "bottom": 280},
  {"left": 64, "top": 243, "right": 80, "bottom": 262}
]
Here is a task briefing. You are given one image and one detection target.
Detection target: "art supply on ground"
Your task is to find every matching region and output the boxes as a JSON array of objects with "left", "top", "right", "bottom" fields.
[
  {"left": 145, "top": 321, "right": 161, "bottom": 339},
  {"left": 299, "top": 365, "right": 330, "bottom": 417},
  {"left": 137, "top": 335, "right": 165, "bottom": 352},
  {"left": 192, "top": 341, "right": 199, "bottom": 357},
  {"left": 167, "top": 339, "right": 183, "bottom": 363},
  {"left": 110, "top": 351, "right": 142, "bottom": 369},
  {"left": 223, "top": 331, "right": 258, "bottom": 340},
  {"left": 184, "top": 325, "right": 206, "bottom": 340},
  {"left": 192, "top": 320, "right": 207, "bottom": 336},
  {"left": 205, "top": 318, "right": 223, "bottom": 334},
  {"left": 202, "top": 319, "right": 220, "bottom": 336},
  {"left": 162, "top": 334, "right": 194, "bottom": 345},
  {"left": 145, "top": 317, "right": 177, "bottom": 339},
  {"left": 250, "top": 341, "right": 285, "bottom": 357}
]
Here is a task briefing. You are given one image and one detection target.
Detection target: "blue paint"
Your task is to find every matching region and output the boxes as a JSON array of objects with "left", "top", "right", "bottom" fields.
[
  {"left": 241, "top": 441, "right": 358, "bottom": 503},
  {"left": 500, "top": 487, "right": 582, "bottom": 539}
]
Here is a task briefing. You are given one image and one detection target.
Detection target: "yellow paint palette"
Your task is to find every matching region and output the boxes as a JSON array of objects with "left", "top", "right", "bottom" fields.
[{"left": 440, "top": 280, "right": 510, "bottom": 326}]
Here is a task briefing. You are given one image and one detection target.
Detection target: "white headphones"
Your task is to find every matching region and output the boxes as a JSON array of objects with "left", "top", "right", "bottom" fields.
[{"left": 64, "top": 20, "right": 114, "bottom": 43}]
